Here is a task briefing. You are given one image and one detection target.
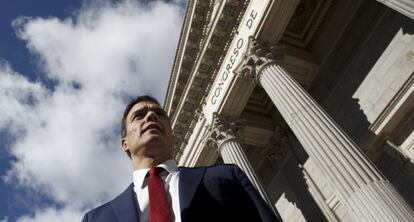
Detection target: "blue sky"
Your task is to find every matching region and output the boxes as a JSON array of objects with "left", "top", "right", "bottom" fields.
[
  {"left": 0, "top": 0, "right": 184, "bottom": 221},
  {"left": 0, "top": 0, "right": 82, "bottom": 80}
]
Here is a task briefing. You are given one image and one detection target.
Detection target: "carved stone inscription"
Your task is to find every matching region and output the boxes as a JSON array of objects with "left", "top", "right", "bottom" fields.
[{"left": 210, "top": 9, "right": 258, "bottom": 105}]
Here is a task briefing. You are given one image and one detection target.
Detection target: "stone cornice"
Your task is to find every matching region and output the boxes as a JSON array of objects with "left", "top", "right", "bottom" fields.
[
  {"left": 170, "top": 0, "right": 249, "bottom": 159},
  {"left": 164, "top": 0, "right": 214, "bottom": 115}
]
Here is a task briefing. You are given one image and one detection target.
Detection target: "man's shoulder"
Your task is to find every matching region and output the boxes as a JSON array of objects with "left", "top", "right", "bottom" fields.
[
  {"left": 82, "top": 184, "right": 134, "bottom": 222},
  {"left": 84, "top": 200, "right": 112, "bottom": 214},
  {"left": 82, "top": 201, "right": 114, "bottom": 221}
]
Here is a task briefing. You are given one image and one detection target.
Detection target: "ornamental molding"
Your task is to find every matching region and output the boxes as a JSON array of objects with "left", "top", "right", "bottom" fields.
[
  {"left": 169, "top": 0, "right": 249, "bottom": 159},
  {"left": 165, "top": 0, "right": 215, "bottom": 115}
]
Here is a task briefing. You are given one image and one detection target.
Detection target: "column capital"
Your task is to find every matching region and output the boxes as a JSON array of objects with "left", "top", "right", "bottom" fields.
[
  {"left": 204, "top": 113, "right": 246, "bottom": 151},
  {"left": 234, "top": 36, "right": 285, "bottom": 84}
]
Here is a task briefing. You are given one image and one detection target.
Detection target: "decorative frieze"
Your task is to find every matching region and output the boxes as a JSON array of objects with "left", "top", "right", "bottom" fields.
[{"left": 166, "top": 0, "right": 214, "bottom": 115}]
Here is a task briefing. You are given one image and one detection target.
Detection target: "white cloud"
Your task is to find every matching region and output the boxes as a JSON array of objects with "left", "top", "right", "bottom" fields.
[
  {"left": 1, "top": 0, "right": 183, "bottom": 221},
  {"left": 15, "top": 207, "right": 82, "bottom": 222},
  {"left": 0, "top": 60, "right": 48, "bottom": 135}
]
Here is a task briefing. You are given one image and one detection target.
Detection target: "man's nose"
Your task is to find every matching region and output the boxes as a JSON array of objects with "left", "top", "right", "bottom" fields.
[{"left": 145, "top": 110, "right": 159, "bottom": 122}]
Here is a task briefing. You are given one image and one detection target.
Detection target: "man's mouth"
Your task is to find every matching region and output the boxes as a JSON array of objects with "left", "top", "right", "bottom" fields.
[{"left": 143, "top": 123, "right": 162, "bottom": 134}]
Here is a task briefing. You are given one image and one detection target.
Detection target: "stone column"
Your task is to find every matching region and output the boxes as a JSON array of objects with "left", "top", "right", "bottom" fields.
[
  {"left": 205, "top": 113, "right": 279, "bottom": 216},
  {"left": 377, "top": 0, "right": 414, "bottom": 19},
  {"left": 235, "top": 37, "right": 414, "bottom": 221}
]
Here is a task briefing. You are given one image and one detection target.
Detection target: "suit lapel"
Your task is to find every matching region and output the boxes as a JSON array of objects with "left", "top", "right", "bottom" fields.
[
  {"left": 111, "top": 183, "right": 140, "bottom": 222},
  {"left": 178, "top": 167, "right": 205, "bottom": 220},
  {"left": 109, "top": 169, "right": 205, "bottom": 222}
]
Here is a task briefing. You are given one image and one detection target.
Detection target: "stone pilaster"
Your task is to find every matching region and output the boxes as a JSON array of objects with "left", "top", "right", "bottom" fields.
[{"left": 235, "top": 37, "right": 414, "bottom": 221}]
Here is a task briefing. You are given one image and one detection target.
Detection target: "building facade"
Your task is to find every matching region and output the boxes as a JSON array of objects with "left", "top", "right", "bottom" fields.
[{"left": 164, "top": 0, "right": 414, "bottom": 221}]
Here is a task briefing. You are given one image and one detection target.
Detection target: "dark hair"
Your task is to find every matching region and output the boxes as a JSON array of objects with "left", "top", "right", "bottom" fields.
[{"left": 121, "top": 95, "right": 161, "bottom": 138}]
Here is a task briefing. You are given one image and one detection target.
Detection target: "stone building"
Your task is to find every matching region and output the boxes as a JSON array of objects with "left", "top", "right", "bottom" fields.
[{"left": 164, "top": 0, "right": 414, "bottom": 221}]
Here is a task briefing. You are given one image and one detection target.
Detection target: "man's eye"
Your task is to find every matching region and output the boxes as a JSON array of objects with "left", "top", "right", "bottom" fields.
[
  {"left": 155, "top": 109, "right": 167, "bottom": 117},
  {"left": 133, "top": 110, "right": 146, "bottom": 120}
]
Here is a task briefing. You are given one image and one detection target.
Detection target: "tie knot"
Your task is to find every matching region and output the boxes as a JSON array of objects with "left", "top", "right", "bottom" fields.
[{"left": 149, "top": 166, "right": 161, "bottom": 176}]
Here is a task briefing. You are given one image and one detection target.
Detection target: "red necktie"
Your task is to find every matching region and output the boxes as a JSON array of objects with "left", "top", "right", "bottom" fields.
[{"left": 148, "top": 166, "right": 172, "bottom": 222}]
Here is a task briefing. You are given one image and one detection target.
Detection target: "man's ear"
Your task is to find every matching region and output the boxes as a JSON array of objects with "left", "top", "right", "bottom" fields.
[{"left": 121, "top": 138, "right": 129, "bottom": 152}]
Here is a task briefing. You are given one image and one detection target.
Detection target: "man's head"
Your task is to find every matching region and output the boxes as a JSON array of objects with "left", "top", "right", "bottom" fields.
[{"left": 121, "top": 95, "right": 174, "bottom": 167}]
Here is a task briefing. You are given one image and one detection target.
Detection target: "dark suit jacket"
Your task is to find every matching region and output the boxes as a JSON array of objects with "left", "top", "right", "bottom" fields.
[{"left": 82, "top": 164, "right": 278, "bottom": 222}]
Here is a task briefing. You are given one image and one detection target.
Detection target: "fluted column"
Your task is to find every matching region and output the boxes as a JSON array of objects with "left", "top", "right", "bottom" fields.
[
  {"left": 377, "top": 0, "right": 414, "bottom": 19},
  {"left": 205, "top": 113, "right": 278, "bottom": 215},
  {"left": 235, "top": 37, "right": 414, "bottom": 221}
]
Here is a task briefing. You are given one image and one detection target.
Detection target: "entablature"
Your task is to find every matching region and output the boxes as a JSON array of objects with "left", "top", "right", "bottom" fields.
[
  {"left": 170, "top": 0, "right": 249, "bottom": 158},
  {"left": 165, "top": 0, "right": 214, "bottom": 115}
]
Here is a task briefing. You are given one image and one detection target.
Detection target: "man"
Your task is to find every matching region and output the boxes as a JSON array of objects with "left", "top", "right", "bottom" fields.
[{"left": 82, "top": 95, "right": 278, "bottom": 222}]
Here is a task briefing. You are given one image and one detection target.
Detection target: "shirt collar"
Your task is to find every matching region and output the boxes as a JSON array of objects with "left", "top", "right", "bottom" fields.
[
  {"left": 157, "top": 159, "right": 178, "bottom": 174},
  {"left": 133, "top": 159, "right": 178, "bottom": 188}
]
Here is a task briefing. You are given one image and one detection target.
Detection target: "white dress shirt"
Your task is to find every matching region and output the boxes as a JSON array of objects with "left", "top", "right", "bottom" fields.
[{"left": 133, "top": 159, "right": 181, "bottom": 222}]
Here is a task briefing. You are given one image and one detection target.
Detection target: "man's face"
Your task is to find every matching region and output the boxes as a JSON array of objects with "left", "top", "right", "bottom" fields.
[{"left": 121, "top": 101, "right": 174, "bottom": 162}]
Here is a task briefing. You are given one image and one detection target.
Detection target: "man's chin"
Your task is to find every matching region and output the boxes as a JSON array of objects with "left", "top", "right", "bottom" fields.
[
  {"left": 143, "top": 133, "right": 163, "bottom": 142},
  {"left": 142, "top": 134, "right": 165, "bottom": 145}
]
